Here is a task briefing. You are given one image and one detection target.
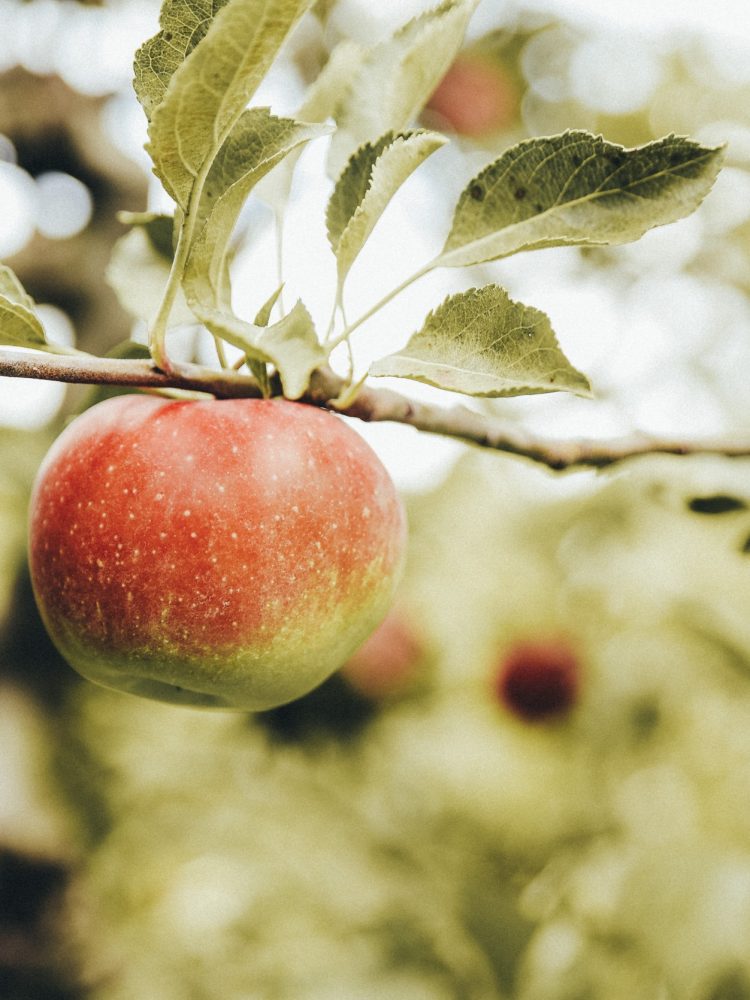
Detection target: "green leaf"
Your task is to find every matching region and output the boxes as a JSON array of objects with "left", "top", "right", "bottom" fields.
[
  {"left": 107, "top": 226, "right": 196, "bottom": 327},
  {"left": 253, "top": 285, "right": 284, "bottom": 328},
  {"left": 437, "top": 131, "right": 725, "bottom": 269},
  {"left": 246, "top": 285, "right": 285, "bottom": 395},
  {"left": 194, "top": 300, "right": 325, "bottom": 399},
  {"left": 144, "top": 0, "right": 313, "bottom": 208},
  {"left": 194, "top": 109, "right": 331, "bottom": 244},
  {"left": 0, "top": 265, "right": 49, "bottom": 350},
  {"left": 180, "top": 110, "right": 328, "bottom": 402},
  {"left": 184, "top": 110, "right": 330, "bottom": 311},
  {"left": 134, "top": 0, "right": 231, "bottom": 121},
  {"left": 327, "top": 130, "right": 446, "bottom": 287},
  {"left": 328, "top": 0, "right": 477, "bottom": 177},
  {"left": 369, "top": 285, "right": 591, "bottom": 398}
]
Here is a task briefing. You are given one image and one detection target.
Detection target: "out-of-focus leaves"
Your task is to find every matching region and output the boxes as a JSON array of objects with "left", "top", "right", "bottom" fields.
[
  {"left": 0, "top": 265, "right": 50, "bottom": 351},
  {"left": 257, "top": 40, "right": 365, "bottom": 214},
  {"left": 0, "top": 431, "right": 49, "bottom": 629},
  {"left": 328, "top": 0, "right": 478, "bottom": 176},
  {"left": 107, "top": 225, "right": 195, "bottom": 328}
]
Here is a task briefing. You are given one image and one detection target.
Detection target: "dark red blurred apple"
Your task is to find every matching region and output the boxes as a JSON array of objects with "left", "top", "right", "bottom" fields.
[
  {"left": 426, "top": 53, "right": 519, "bottom": 137},
  {"left": 28, "top": 395, "right": 406, "bottom": 710},
  {"left": 496, "top": 638, "right": 579, "bottom": 722}
]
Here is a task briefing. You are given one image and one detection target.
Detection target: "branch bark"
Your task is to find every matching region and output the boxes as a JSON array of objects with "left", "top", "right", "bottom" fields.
[{"left": 2, "top": 348, "right": 749, "bottom": 472}]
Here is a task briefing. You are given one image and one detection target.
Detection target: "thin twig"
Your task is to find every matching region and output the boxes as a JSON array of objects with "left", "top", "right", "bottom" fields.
[{"left": 2, "top": 349, "right": 749, "bottom": 471}]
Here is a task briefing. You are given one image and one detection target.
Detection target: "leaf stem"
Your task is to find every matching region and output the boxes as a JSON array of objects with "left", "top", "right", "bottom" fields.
[
  {"left": 213, "top": 335, "right": 230, "bottom": 369},
  {"left": 327, "top": 261, "right": 435, "bottom": 350},
  {"left": 148, "top": 214, "right": 198, "bottom": 372},
  {"left": 149, "top": 87, "right": 259, "bottom": 372},
  {"left": 274, "top": 207, "right": 286, "bottom": 315}
]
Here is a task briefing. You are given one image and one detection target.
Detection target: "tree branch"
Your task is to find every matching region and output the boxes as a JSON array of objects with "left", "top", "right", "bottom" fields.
[
  {"left": 0, "top": 350, "right": 265, "bottom": 398},
  {"left": 2, "top": 348, "right": 749, "bottom": 471}
]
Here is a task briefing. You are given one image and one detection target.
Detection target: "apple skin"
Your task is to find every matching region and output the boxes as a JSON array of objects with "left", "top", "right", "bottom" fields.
[{"left": 28, "top": 395, "right": 407, "bottom": 710}]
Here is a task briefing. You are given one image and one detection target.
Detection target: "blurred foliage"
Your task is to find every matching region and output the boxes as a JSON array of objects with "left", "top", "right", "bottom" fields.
[{"left": 1, "top": 449, "right": 742, "bottom": 1000}]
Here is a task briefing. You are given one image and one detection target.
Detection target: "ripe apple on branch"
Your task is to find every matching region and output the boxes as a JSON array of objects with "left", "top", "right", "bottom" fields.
[
  {"left": 29, "top": 395, "right": 406, "bottom": 710},
  {"left": 0, "top": 0, "right": 740, "bottom": 709}
]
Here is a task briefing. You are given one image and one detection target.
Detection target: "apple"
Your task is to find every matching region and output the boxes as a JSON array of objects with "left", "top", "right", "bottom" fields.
[
  {"left": 495, "top": 638, "right": 579, "bottom": 722},
  {"left": 341, "top": 608, "right": 424, "bottom": 700},
  {"left": 425, "top": 53, "right": 519, "bottom": 138},
  {"left": 28, "top": 394, "right": 407, "bottom": 710}
]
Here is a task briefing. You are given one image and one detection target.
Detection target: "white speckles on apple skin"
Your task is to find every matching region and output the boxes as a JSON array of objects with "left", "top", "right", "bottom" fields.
[{"left": 29, "top": 395, "right": 407, "bottom": 710}]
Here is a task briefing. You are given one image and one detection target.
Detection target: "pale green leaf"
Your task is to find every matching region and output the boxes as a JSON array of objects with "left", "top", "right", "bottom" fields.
[
  {"left": 193, "top": 300, "right": 325, "bottom": 399},
  {"left": 254, "top": 285, "right": 284, "bottom": 327},
  {"left": 297, "top": 40, "right": 364, "bottom": 124},
  {"left": 195, "top": 108, "right": 330, "bottom": 240},
  {"left": 0, "top": 265, "right": 48, "bottom": 350},
  {"left": 328, "top": 0, "right": 477, "bottom": 177},
  {"left": 257, "top": 39, "right": 365, "bottom": 213},
  {"left": 245, "top": 285, "right": 285, "bottom": 394},
  {"left": 437, "top": 131, "right": 725, "bottom": 268},
  {"left": 107, "top": 227, "right": 196, "bottom": 327},
  {"left": 184, "top": 111, "right": 330, "bottom": 310},
  {"left": 146, "top": 0, "right": 313, "bottom": 207},
  {"left": 0, "top": 265, "right": 36, "bottom": 311},
  {"left": 369, "top": 285, "right": 591, "bottom": 398},
  {"left": 134, "top": 0, "right": 231, "bottom": 121},
  {"left": 327, "top": 129, "right": 446, "bottom": 285},
  {"left": 117, "top": 210, "right": 176, "bottom": 258}
]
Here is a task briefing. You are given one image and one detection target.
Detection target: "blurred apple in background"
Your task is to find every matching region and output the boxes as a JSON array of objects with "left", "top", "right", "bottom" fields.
[
  {"left": 425, "top": 44, "right": 521, "bottom": 138},
  {"left": 341, "top": 607, "right": 427, "bottom": 701},
  {"left": 495, "top": 637, "right": 580, "bottom": 722}
]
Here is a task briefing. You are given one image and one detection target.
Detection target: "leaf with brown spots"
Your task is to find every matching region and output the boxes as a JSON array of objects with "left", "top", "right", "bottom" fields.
[{"left": 436, "top": 131, "right": 724, "bottom": 268}]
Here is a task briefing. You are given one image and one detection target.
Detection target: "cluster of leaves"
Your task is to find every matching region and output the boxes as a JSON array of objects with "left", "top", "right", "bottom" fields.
[{"left": 0, "top": 0, "right": 725, "bottom": 407}]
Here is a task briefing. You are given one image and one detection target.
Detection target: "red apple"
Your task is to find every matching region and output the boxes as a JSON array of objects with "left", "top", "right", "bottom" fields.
[
  {"left": 28, "top": 395, "right": 407, "bottom": 710},
  {"left": 425, "top": 54, "right": 519, "bottom": 138},
  {"left": 496, "top": 638, "right": 579, "bottom": 722}
]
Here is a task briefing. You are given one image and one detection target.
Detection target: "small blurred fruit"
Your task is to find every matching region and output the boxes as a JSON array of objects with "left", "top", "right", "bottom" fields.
[
  {"left": 341, "top": 609, "right": 425, "bottom": 700},
  {"left": 496, "top": 639, "right": 579, "bottom": 722},
  {"left": 425, "top": 53, "right": 519, "bottom": 137}
]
